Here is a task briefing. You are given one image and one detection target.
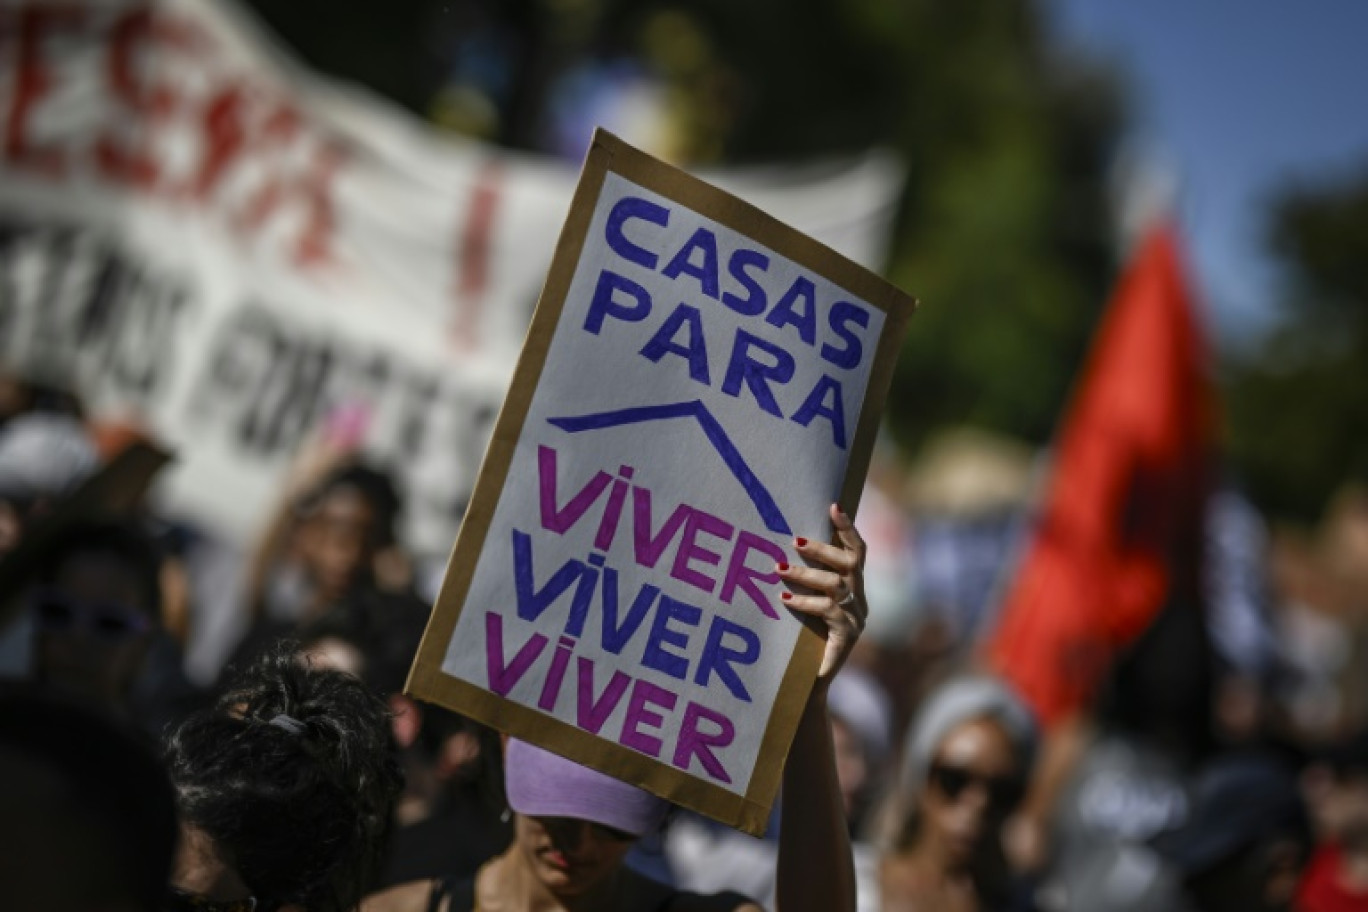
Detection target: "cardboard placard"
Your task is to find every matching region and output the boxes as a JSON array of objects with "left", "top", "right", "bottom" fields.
[{"left": 408, "top": 131, "right": 913, "bottom": 834}]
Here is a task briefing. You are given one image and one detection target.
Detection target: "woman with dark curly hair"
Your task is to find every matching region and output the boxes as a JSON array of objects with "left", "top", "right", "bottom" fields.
[{"left": 164, "top": 642, "right": 404, "bottom": 912}]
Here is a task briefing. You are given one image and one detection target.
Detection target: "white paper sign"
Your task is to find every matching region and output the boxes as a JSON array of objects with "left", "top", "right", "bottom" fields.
[{"left": 410, "top": 132, "right": 913, "bottom": 834}]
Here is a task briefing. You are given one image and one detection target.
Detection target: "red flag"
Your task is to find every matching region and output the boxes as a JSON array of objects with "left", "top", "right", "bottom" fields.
[{"left": 984, "top": 224, "right": 1212, "bottom": 727}]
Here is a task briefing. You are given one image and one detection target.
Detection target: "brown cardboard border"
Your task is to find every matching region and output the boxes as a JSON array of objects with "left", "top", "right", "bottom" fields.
[{"left": 408, "top": 130, "right": 914, "bottom": 835}]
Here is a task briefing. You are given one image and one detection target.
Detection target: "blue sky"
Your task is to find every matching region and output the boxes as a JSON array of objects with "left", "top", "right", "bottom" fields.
[{"left": 1046, "top": 0, "right": 1368, "bottom": 346}]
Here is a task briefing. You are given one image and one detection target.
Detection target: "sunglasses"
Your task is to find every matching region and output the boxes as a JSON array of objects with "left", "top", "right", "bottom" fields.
[
  {"left": 164, "top": 887, "right": 257, "bottom": 912},
  {"left": 30, "top": 589, "right": 151, "bottom": 641},
  {"left": 928, "top": 762, "right": 1024, "bottom": 812}
]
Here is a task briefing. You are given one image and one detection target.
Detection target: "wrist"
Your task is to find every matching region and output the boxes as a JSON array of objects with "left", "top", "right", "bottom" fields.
[{"left": 806, "top": 679, "right": 831, "bottom": 714}]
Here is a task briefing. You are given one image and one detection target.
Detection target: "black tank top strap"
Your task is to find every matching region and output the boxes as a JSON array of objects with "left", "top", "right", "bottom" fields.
[{"left": 426, "top": 875, "right": 477, "bottom": 912}]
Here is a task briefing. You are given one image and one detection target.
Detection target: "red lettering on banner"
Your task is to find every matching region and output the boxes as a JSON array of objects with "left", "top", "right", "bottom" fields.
[
  {"left": 6, "top": 5, "right": 85, "bottom": 176},
  {"left": 288, "top": 141, "right": 343, "bottom": 268},
  {"left": 191, "top": 83, "right": 251, "bottom": 201},
  {"left": 94, "top": 8, "right": 197, "bottom": 188},
  {"left": 188, "top": 86, "right": 346, "bottom": 267},
  {"left": 227, "top": 103, "right": 345, "bottom": 268},
  {"left": 1, "top": 2, "right": 347, "bottom": 272},
  {"left": 450, "top": 161, "right": 504, "bottom": 349}
]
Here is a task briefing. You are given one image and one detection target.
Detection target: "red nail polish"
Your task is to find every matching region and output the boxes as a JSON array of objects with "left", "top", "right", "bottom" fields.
[
  {"left": 780, "top": 591, "right": 792, "bottom": 601},
  {"left": 795, "top": 537, "right": 808, "bottom": 547},
  {"left": 777, "top": 562, "right": 789, "bottom": 572}
]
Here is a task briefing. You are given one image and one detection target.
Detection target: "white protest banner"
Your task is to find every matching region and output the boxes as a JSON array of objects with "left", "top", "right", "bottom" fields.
[
  {"left": 408, "top": 131, "right": 913, "bottom": 834},
  {"left": 0, "top": 0, "right": 902, "bottom": 557}
]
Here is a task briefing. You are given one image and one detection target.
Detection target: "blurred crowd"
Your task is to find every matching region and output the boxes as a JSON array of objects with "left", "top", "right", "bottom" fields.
[{"left": 4, "top": 364, "right": 1368, "bottom": 912}]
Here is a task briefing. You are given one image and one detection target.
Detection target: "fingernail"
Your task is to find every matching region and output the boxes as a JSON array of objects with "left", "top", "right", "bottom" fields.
[
  {"left": 777, "top": 562, "right": 789, "bottom": 572},
  {"left": 795, "top": 537, "right": 808, "bottom": 548},
  {"left": 780, "top": 591, "right": 792, "bottom": 601}
]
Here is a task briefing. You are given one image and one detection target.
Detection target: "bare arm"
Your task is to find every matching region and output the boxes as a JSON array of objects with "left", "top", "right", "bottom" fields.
[
  {"left": 1004, "top": 713, "right": 1090, "bottom": 873},
  {"left": 771, "top": 503, "right": 868, "bottom": 912},
  {"left": 242, "top": 496, "right": 298, "bottom": 621},
  {"left": 773, "top": 681, "right": 855, "bottom": 912},
  {"left": 360, "top": 880, "right": 434, "bottom": 912},
  {"left": 242, "top": 436, "right": 350, "bottom": 619}
]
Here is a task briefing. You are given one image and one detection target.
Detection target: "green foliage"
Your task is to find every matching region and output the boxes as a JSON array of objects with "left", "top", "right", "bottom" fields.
[
  {"left": 242, "top": 0, "right": 438, "bottom": 116},
  {"left": 1225, "top": 169, "right": 1368, "bottom": 520},
  {"left": 850, "top": 3, "right": 1123, "bottom": 452}
]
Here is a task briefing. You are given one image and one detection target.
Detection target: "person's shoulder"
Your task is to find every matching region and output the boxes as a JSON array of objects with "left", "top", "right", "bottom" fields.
[{"left": 360, "top": 879, "right": 441, "bottom": 912}]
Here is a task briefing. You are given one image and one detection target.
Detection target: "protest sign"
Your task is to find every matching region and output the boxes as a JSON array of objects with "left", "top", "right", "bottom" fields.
[
  {"left": 0, "top": 0, "right": 902, "bottom": 558},
  {"left": 408, "top": 130, "right": 913, "bottom": 834}
]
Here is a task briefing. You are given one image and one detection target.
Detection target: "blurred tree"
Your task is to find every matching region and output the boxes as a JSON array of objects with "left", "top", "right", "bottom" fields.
[
  {"left": 839, "top": 2, "right": 1123, "bottom": 454},
  {"left": 242, "top": 0, "right": 1125, "bottom": 456},
  {"left": 1224, "top": 169, "right": 1368, "bottom": 521},
  {"left": 241, "top": 0, "right": 439, "bottom": 116}
]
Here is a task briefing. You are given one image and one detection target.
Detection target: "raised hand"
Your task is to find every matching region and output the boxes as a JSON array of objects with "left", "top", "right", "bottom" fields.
[{"left": 776, "top": 503, "right": 868, "bottom": 680}]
